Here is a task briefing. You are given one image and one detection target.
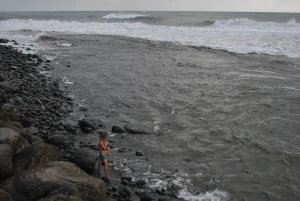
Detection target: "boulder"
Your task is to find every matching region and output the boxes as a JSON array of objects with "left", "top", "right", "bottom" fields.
[
  {"left": 13, "top": 143, "right": 61, "bottom": 174},
  {"left": 38, "top": 194, "right": 82, "bottom": 201},
  {"left": 124, "top": 124, "right": 154, "bottom": 135},
  {"left": 0, "top": 161, "right": 107, "bottom": 201},
  {"left": 0, "top": 144, "right": 13, "bottom": 180},
  {"left": 70, "top": 148, "right": 98, "bottom": 173},
  {"left": 46, "top": 134, "right": 71, "bottom": 148},
  {"left": 78, "top": 118, "right": 105, "bottom": 132},
  {"left": 0, "top": 189, "right": 14, "bottom": 201},
  {"left": 0, "top": 127, "right": 30, "bottom": 154},
  {"left": 112, "top": 125, "right": 125, "bottom": 133}
]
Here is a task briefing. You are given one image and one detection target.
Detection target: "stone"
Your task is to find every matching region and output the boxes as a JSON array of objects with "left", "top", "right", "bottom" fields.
[
  {"left": 122, "top": 176, "right": 133, "bottom": 182},
  {"left": 38, "top": 194, "right": 82, "bottom": 201},
  {"left": 112, "top": 125, "right": 125, "bottom": 133},
  {"left": 136, "top": 150, "right": 144, "bottom": 156},
  {"left": 31, "top": 135, "right": 43, "bottom": 144},
  {"left": 0, "top": 127, "right": 30, "bottom": 154},
  {"left": 124, "top": 124, "right": 154, "bottom": 135},
  {"left": 0, "top": 189, "right": 14, "bottom": 201},
  {"left": 13, "top": 142, "right": 61, "bottom": 174},
  {"left": 135, "top": 189, "right": 145, "bottom": 196},
  {"left": 0, "top": 89, "right": 8, "bottom": 105},
  {"left": 136, "top": 180, "right": 147, "bottom": 188},
  {"left": 25, "top": 126, "right": 39, "bottom": 136},
  {"left": 0, "top": 144, "right": 13, "bottom": 180},
  {"left": 0, "top": 81, "right": 18, "bottom": 93},
  {"left": 118, "top": 186, "right": 131, "bottom": 198},
  {"left": 0, "top": 161, "right": 107, "bottom": 201},
  {"left": 158, "top": 196, "right": 171, "bottom": 201},
  {"left": 46, "top": 134, "right": 71, "bottom": 148},
  {"left": 140, "top": 195, "right": 152, "bottom": 201},
  {"left": 70, "top": 148, "right": 98, "bottom": 174}
]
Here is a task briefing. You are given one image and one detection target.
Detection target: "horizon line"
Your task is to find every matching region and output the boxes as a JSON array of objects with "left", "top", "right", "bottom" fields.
[{"left": 0, "top": 10, "right": 299, "bottom": 14}]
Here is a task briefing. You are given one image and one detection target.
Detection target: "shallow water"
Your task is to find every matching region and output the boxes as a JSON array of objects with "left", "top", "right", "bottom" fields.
[{"left": 34, "top": 34, "right": 299, "bottom": 201}]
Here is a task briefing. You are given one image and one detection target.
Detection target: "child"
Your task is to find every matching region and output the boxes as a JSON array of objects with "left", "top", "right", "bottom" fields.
[{"left": 98, "top": 132, "right": 111, "bottom": 179}]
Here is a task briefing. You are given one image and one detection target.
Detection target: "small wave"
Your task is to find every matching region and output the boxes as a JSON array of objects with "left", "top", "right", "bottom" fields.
[
  {"left": 57, "top": 43, "right": 72, "bottom": 47},
  {"left": 38, "top": 35, "right": 57, "bottom": 41},
  {"left": 102, "top": 13, "right": 148, "bottom": 19}
]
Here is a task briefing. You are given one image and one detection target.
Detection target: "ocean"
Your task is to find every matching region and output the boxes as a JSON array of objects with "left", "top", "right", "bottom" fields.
[{"left": 0, "top": 11, "right": 300, "bottom": 201}]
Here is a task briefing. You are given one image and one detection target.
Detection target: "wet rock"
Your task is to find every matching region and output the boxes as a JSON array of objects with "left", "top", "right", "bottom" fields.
[
  {"left": 124, "top": 124, "right": 154, "bottom": 135},
  {"left": 46, "top": 134, "right": 71, "bottom": 148},
  {"left": 112, "top": 125, "right": 125, "bottom": 133},
  {"left": 122, "top": 176, "right": 133, "bottom": 182},
  {"left": 118, "top": 186, "right": 131, "bottom": 198},
  {"left": 38, "top": 194, "right": 82, "bottom": 201},
  {"left": 0, "top": 144, "right": 13, "bottom": 180},
  {"left": 0, "top": 127, "right": 30, "bottom": 154},
  {"left": 79, "top": 105, "right": 88, "bottom": 111},
  {"left": 118, "top": 147, "right": 128, "bottom": 153},
  {"left": 136, "top": 150, "right": 144, "bottom": 156},
  {"left": 13, "top": 142, "right": 61, "bottom": 174},
  {"left": 136, "top": 180, "right": 147, "bottom": 188},
  {"left": 141, "top": 195, "right": 153, "bottom": 201},
  {"left": 0, "top": 161, "right": 107, "bottom": 201},
  {"left": 78, "top": 118, "right": 105, "bottom": 132},
  {"left": 0, "top": 189, "right": 14, "bottom": 201},
  {"left": 158, "top": 196, "right": 171, "bottom": 201},
  {"left": 70, "top": 148, "right": 98, "bottom": 174},
  {"left": 0, "top": 38, "right": 9, "bottom": 43}
]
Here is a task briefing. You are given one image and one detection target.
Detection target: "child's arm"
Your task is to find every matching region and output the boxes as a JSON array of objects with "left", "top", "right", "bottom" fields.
[{"left": 106, "top": 143, "right": 111, "bottom": 156}]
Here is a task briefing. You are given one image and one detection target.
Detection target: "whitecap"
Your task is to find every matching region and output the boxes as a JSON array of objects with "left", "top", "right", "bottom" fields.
[{"left": 102, "top": 13, "right": 147, "bottom": 19}]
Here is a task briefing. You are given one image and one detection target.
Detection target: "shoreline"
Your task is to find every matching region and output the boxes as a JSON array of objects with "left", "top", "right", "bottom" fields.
[{"left": 0, "top": 39, "right": 188, "bottom": 201}]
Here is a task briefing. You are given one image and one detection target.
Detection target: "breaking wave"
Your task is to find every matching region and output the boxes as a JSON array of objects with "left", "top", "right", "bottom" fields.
[
  {"left": 102, "top": 13, "right": 148, "bottom": 19},
  {"left": 0, "top": 18, "right": 299, "bottom": 58},
  {"left": 212, "top": 18, "right": 300, "bottom": 32}
]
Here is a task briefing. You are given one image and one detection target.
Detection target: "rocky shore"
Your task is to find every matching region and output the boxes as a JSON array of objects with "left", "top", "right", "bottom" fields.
[{"left": 0, "top": 39, "right": 186, "bottom": 201}]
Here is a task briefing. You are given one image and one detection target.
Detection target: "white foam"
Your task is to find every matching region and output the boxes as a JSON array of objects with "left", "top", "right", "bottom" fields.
[
  {"left": 102, "top": 13, "right": 147, "bottom": 19},
  {"left": 0, "top": 18, "right": 299, "bottom": 58},
  {"left": 63, "top": 76, "right": 73, "bottom": 85},
  {"left": 58, "top": 43, "right": 72, "bottom": 47},
  {"left": 178, "top": 190, "right": 228, "bottom": 201}
]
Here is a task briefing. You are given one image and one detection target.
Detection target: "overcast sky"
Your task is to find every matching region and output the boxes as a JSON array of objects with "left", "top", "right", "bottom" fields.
[{"left": 0, "top": 0, "right": 299, "bottom": 12}]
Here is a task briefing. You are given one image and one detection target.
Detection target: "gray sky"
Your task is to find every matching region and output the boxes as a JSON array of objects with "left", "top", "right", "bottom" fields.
[{"left": 0, "top": 0, "right": 299, "bottom": 12}]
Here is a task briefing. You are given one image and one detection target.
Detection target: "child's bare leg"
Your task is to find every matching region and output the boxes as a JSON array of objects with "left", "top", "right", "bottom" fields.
[
  {"left": 104, "top": 160, "right": 109, "bottom": 178},
  {"left": 98, "top": 160, "right": 102, "bottom": 177}
]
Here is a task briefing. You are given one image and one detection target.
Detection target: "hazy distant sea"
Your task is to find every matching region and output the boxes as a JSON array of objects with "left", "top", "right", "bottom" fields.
[{"left": 1, "top": 11, "right": 300, "bottom": 201}]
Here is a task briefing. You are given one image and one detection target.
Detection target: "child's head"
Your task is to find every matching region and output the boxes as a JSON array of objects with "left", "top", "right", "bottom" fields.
[{"left": 99, "top": 131, "right": 108, "bottom": 141}]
